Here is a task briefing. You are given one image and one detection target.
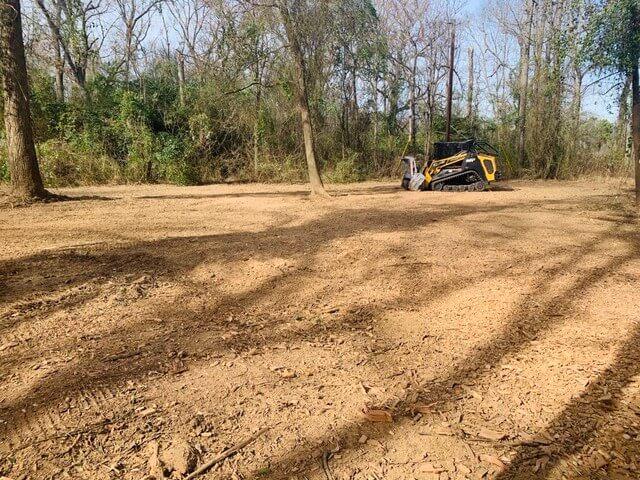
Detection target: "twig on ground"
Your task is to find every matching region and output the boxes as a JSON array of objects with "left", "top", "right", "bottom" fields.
[
  {"left": 59, "top": 434, "right": 82, "bottom": 456},
  {"left": 322, "top": 451, "right": 335, "bottom": 480},
  {"left": 103, "top": 350, "right": 142, "bottom": 362},
  {"left": 184, "top": 427, "right": 270, "bottom": 480}
]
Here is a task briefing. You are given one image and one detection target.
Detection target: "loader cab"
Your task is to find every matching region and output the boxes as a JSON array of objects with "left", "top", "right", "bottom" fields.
[{"left": 431, "top": 140, "right": 476, "bottom": 162}]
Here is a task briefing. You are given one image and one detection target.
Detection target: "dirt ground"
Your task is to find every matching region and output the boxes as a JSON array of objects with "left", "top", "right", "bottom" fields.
[{"left": 1, "top": 179, "right": 640, "bottom": 480}]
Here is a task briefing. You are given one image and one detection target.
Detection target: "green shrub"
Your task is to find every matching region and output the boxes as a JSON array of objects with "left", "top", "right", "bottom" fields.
[
  {"left": 324, "top": 153, "right": 364, "bottom": 183},
  {"left": 37, "top": 140, "right": 122, "bottom": 187}
]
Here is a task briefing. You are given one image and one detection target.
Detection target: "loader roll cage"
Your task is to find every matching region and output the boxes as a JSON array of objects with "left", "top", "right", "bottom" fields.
[{"left": 430, "top": 139, "right": 499, "bottom": 161}]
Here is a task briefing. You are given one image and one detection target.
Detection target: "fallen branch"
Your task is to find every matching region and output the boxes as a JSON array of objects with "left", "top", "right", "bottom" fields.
[
  {"left": 322, "top": 451, "right": 335, "bottom": 480},
  {"left": 185, "top": 428, "right": 270, "bottom": 480}
]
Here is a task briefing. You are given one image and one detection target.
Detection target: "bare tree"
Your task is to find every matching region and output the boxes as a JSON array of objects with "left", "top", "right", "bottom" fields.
[
  {"left": 114, "top": 0, "right": 164, "bottom": 82},
  {"left": 168, "top": 0, "right": 225, "bottom": 71},
  {"left": 35, "top": 0, "right": 106, "bottom": 95},
  {"left": 517, "top": 0, "right": 535, "bottom": 169},
  {"left": 1, "top": 0, "right": 47, "bottom": 199}
]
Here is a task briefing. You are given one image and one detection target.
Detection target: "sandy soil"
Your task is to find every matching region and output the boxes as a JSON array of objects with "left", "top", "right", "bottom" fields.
[{"left": 1, "top": 179, "right": 639, "bottom": 480}]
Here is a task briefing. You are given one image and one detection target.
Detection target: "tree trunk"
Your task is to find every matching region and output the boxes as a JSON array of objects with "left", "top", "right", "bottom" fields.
[
  {"left": 408, "top": 72, "right": 416, "bottom": 151},
  {"left": 253, "top": 61, "right": 263, "bottom": 173},
  {"left": 424, "top": 94, "right": 432, "bottom": 160},
  {"left": 517, "top": 0, "right": 535, "bottom": 169},
  {"left": 52, "top": 0, "right": 64, "bottom": 101},
  {"left": 372, "top": 76, "right": 378, "bottom": 168},
  {"left": 35, "top": 0, "right": 87, "bottom": 94},
  {"left": 177, "top": 51, "right": 186, "bottom": 107},
  {"left": 632, "top": 62, "right": 640, "bottom": 204},
  {"left": 279, "top": 3, "right": 327, "bottom": 198},
  {"left": 467, "top": 47, "right": 474, "bottom": 133},
  {"left": 445, "top": 27, "right": 455, "bottom": 142},
  {"left": 53, "top": 41, "right": 64, "bottom": 101},
  {"left": 572, "top": 67, "right": 583, "bottom": 156},
  {"left": 387, "top": 62, "right": 401, "bottom": 135},
  {"left": 353, "top": 66, "right": 360, "bottom": 148},
  {"left": 617, "top": 74, "right": 632, "bottom": 157},
  {"left": 1, "top": 0, "right": 47, "bottom": 200}
]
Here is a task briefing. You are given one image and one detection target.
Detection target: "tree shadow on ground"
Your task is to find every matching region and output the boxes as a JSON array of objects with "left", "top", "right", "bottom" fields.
[
  {"left": 1, "top": 194, "right": 559, "bottom": 308},
  {"left": 247, "top": 214, "right": 640, "bottom": 478},
  {"left": 495, "top": 321, "right": 640, "bottom": 479},
  {"left": 136, "top": 191, "right": 310, "bottom": 201},
  {"left": 0, "top": 194, "right": 116, "bottom": 210},
  {"left": 134, "top": 184, "right": 402, "bottom": 201}
]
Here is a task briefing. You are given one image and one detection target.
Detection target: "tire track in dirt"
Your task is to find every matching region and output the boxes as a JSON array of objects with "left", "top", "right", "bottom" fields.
[{"left": 3, "top": 382, "right": 130, "bottom": 451}]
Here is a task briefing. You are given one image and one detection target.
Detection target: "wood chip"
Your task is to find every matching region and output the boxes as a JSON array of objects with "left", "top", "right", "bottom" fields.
[
  {"left": 477, "top": 428, "right": 507, "bottom": 442},
  {"left": 0, "top": 342, "right": 19, "bottom": 352},
  {"left": 411, "top": 403, "right": 435, "bottom": 414},
  {"left": 138, "top": 407, "right": 157, "bottom": 417},
  {"left": 480, "top": 453, "right": 506, "bottom": 468},
  {"left": 416, "top": 462, "right": 445, "bottom": 473},
  {"left": 279, "top": 368, "right": 297, "bottom": 379},
  {"left": 363, "top": 408, "right": 393, "bottom": 423}
]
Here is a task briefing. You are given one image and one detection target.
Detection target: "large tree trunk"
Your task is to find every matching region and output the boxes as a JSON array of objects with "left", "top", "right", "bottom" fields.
[
  {"left": 279, "top": 3, "right": 328, "bottom": 198},
  {"left": 1, "top": 0, "right": 47, "bottom": 200},
  {"left": 632, "top": 62, "right": 640, "bottom": 205},
  {"left": 517, "top": 0, "right": 535, "bottom": 170}
]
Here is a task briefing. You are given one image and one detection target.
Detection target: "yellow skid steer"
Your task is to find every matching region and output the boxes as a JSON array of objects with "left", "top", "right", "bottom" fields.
[{"left": 402, "top": 140, "right": 501, "bottom": 192}]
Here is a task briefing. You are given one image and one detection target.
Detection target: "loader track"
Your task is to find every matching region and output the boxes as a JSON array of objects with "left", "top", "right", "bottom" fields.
[{"left": 434, "top": 180, "right": 487, "bottom": 192}]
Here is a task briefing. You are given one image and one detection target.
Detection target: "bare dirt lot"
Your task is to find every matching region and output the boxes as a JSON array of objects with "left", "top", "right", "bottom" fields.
[{"left": 1, "top": 179, "right": 640, "bottom": 480}]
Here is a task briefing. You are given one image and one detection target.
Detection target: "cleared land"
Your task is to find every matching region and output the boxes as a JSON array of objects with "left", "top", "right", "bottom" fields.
[{"left": 1, "top": 180, "right": 639, "bottom": 480}]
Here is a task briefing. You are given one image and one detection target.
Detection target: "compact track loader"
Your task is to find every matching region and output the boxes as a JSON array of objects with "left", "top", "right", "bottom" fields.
[{"left": 401, "top": 140, "right": 501, "bottom": 192}]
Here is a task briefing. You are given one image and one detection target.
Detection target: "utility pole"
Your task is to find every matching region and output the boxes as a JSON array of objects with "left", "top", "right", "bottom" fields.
[{"left": 445, "top": 24, "right": 455, "bottom": 142}]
